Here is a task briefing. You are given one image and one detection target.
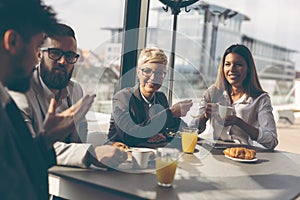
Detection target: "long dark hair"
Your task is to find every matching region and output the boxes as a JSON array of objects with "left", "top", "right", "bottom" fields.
[{"left": 215, "top": 44, "right": 265, "bottom": 98}]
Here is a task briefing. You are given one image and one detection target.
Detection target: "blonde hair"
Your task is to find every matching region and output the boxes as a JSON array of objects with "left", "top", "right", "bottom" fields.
[{"left": 137, "top": 47, "right": 168, "bottom": 67}]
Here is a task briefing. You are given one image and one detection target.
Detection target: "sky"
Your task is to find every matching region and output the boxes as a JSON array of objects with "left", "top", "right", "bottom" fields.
[
  {"left": 44, "top": 0, "right": 300, "bottom": 70},
  {"left": 44, "top": 0, "right": 125, "bottom": 50}
]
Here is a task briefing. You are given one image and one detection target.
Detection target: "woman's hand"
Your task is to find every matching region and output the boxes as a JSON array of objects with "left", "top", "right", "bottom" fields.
[
  {"left": 222, "top": 115, "right": 259, "bottom": 141},
  {"left": 223, "top": 115, "right": 242, "bottom": 126},
  {"left": 204, "top": 103, "right": 218, "bottom": 119},
  {"left": 214, "top": 113, "right": 241, "bottom": 126},
  {"left": 147, "top": 133, "right": 167, "bottom": 143},
  {"left": 170, "top": 99, "right": 193, "bottom": 117}
]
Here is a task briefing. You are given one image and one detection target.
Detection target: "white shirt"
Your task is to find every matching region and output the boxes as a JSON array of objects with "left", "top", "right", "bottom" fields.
[
  {"left": 0, "top": 82, "right": 10, "bottom": 109},
  {"left": 191, "top": 86, "right": 278, "bottom": 149},
  {"left": 8, "top": 69, "right": 91, "bottom": 167}
]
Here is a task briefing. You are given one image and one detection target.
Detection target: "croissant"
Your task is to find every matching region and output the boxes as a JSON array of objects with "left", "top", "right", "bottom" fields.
[
  {"left": 223, "top": 147, "right": 256, "bottom": 160},
  {"left": 113, "top": 142, "right": 129, "bottom": 151}
]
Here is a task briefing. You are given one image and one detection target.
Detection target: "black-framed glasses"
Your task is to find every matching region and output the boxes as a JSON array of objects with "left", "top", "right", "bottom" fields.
[
  {"left": 140, "top": 67, "right": 167, "bottom": 78},
  {"left": 41, "top": 48, "right": 80, "bottom": 64}
]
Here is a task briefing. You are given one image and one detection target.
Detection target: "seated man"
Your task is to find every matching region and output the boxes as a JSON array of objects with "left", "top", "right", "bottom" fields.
[
  {"left": 0, "top": 2, "right": 98, "bottom": 198},
  {"left": 9, "top": 23, "right": 127, "bottom": 168},
  {"left": 107, "top": 47, "right": 193, "bottom": 147}
]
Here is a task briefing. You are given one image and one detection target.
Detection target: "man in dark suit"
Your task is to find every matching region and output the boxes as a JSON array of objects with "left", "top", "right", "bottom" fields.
[{"left": 0, "top": 1, "right": 95, "bottom": 199}]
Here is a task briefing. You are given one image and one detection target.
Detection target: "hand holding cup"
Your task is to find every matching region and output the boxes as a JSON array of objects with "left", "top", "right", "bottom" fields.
[
  {"left": 204, "top": 103, "right": 219, "bottom": 119},
  {"left": 217, "top": 103, "right": 234, "bottom": 119}
]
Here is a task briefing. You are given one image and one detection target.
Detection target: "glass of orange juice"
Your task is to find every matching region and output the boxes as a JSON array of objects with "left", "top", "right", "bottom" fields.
[
  {"left": 181, "top": 127, "right": 198, "bottom": 153},
  {"left": 155, "top": 148, "right": 179, "bottom": 187}
]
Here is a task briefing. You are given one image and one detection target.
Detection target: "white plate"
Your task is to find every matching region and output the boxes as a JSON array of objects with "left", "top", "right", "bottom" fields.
[
  {"left": 225, "top": 155, "right": 258, "bottom": 162},
  {"left": 116, "top": 161, "right": 155, "bottom": 173},
  {"left": 126, "top": 147, "right": 156, "bottom": 153}
]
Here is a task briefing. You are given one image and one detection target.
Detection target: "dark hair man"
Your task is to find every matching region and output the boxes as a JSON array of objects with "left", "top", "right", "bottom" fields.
[
  {"left": 0, "top": 1, "right": 95, "bottom": 199},
  {"left": 10, "top": 23, "right": 127, "bottom": 168}
]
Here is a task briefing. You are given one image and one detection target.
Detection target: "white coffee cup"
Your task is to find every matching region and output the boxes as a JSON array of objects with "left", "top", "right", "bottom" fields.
[
  {"left": 131, "top": 148, "right": 152, "bottom": 169},
  {"left": 218, "top": 104, "right": 234, "bottom": 118}
]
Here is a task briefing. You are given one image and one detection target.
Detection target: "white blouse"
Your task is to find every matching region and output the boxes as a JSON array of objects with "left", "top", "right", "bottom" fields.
[{"left": 191, "top": 86, "right": 278, "bottom": 149}]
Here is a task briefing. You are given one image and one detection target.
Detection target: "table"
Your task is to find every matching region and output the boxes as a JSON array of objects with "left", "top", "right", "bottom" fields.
[{"left": 49, "top": 139, "right": 300, "bottom": 200}]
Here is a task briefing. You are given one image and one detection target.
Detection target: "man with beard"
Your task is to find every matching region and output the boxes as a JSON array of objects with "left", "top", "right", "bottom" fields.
[
  {"left": 9, "top": 23, "right": 127, "bottom": 169},
  {"left": 0, "top": 1, "right": 99, "bottom": 199}
]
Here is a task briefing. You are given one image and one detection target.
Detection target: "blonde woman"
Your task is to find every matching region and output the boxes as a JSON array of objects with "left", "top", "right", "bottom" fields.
[
  {"left": 191, "top": 44, "right": 278, "bottom": 149},
  {"left": 108, "top": 47, "right": 193, "bottom": 147}
]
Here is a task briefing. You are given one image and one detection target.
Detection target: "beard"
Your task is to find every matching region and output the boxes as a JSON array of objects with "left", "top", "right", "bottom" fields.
[
  {"left": 4, "top": 47, "right": 37, "bottom": 93},
  {"left": 40, "top": 60, "right": 73, "bottom": 90},
  {"left": 4, "top": 65, "right": 36, "bottom": 93},
  {"left": 4, "top": 75, "right": 32, "bottom": 93}
]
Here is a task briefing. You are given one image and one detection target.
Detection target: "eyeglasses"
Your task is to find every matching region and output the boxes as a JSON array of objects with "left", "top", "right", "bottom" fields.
[
  {"left": 140, "top": 67, "right": 167, "bottom": 78},
  {"left": 41, "top": 48, "right": 80, "bottom": 64}
]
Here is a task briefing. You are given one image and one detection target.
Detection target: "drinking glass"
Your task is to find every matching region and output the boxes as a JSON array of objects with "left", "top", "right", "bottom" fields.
[
  {"left": 181, "top": 127, "right": 198, "bottom": 153},
  {"left": 155, "top": 148, "right": 179, "bottom": 187}
]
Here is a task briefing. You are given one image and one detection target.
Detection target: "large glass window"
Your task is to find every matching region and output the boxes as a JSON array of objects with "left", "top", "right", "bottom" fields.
[
  {"left": 44, "top": 0, "right": 125, "bottom": 114},
  {"left": 45, "top": 0, "right": 299, "bottom": 115},
  {"left": 147, "top": 0, "right": 299, "bottom": 111}
]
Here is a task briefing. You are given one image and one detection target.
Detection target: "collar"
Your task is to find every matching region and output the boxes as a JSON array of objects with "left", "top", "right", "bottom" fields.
[
  {"left": 224, "top": 90, "right": 251, "bottom": 105},
  {"left": 0, "top": 82, "right": 11, "bottom": 108},
  {"left": 233, "top": 93, "right": 248, "bottom": 104},
  {"left": 139, "top": 87, "right": 155, "bottom": 107}
]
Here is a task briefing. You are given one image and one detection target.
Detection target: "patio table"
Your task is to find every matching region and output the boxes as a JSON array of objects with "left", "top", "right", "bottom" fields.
[{"left": 49, "top": 139, "right": 300, "bottom": 200}]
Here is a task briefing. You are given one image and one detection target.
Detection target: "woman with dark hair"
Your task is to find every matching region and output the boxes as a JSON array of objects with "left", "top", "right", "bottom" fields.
[{"left": 191, "top": 44, "right": 278, "bottom": 149}]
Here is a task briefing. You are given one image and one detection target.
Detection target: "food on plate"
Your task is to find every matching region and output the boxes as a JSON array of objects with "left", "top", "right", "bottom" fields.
[
  {"left": 113, "top": 142, "right": 129, "bottom": 151},
  {"left": 223, "top": 147, "right": 256, "bottom": 160},
  {"left": 113, "top": 142, "right": 132, "bottom": 160}
]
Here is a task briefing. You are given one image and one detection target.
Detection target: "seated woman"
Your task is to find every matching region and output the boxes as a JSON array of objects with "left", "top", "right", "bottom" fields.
[
  {"left": 191, "top": 44, "right": 278, "bottom": 149},
  {"left": 108, "top": 47, "right": 193, "bottom": 147}
]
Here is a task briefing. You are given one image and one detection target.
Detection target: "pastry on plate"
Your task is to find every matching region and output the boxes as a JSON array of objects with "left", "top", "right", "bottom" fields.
[
  {"left": 113, "top": 142, "right": 132, "bottom": 160},
  {"left": 223, "top": 147, "right": 256, "bottom": 160},
  {"left": 113, "top": 142, "right": 129, "bottom": 151}
]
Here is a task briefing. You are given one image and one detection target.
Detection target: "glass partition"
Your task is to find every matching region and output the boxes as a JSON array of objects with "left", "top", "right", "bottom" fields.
[{"left": 45, "top": 0, "right": 299, "bottom": 116}]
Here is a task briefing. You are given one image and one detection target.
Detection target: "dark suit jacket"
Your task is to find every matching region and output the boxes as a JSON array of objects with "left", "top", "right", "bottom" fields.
[
  {"left": 108, "top": 86, "right": 186, "bottom": 146},
  {"left": 0, "top": 87, "right": 56, "bottom": 200}
]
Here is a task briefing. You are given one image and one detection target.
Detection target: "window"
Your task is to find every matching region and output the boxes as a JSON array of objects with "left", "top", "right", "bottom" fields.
[
  {"left": 45, "top": 0, "right": 299, "bottom": 114},
  {"left": 147, "top": 0, "right": 298, "bottom": 107},
  {"left": 45, "top": 0, "right": 125, "bottom": 114}
]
